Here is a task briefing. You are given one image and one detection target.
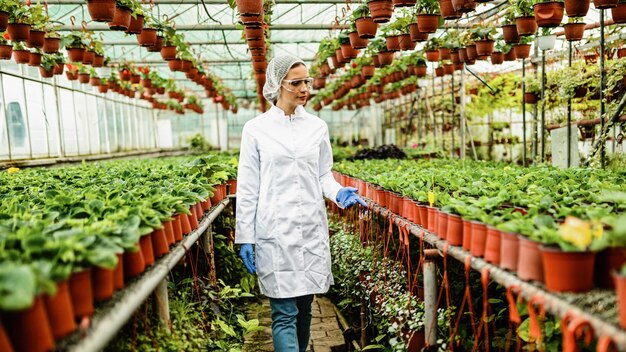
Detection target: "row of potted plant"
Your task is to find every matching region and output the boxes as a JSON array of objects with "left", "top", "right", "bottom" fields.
[
  {"left": 332, "top": 158, "right": 626, "bottom": 303},
  {"left": 0, "top": 154, "right": 237, "bottom": 352}
]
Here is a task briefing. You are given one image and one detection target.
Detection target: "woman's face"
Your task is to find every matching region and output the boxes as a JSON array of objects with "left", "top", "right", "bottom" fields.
[{"left": 279, "top": 64, "right": 310, "bottom": 106}]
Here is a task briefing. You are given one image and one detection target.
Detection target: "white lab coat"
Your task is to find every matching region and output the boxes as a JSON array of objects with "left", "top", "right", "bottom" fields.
[{"left": 234, "top": 105, "right": 343, "bottom": 298}]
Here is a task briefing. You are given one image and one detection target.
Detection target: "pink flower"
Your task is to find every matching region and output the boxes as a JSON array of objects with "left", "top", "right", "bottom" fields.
[{"left": 412, "top": 143, "right": 418, "bottom": 149}]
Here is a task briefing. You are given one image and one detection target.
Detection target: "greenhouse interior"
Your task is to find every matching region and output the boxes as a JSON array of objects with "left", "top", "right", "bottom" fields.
[{"left": 2, "top": 0, "right": 626, "bottom": 351}]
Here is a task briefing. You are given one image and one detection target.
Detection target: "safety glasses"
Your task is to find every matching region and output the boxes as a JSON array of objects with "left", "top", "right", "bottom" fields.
[{"left": 282, "top": 77, "right": 314, "bottom": 92}]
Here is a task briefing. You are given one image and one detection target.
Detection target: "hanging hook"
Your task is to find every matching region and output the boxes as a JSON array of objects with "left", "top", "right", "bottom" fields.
[
  {"left": 70, "top": 16, "right": 76, "bottom": 30},
  {"left": 81, "top": 20, "right": 88, "bottom": 32},
  {"left": 99, "top": 32, "right": 105, "bottom": 41}
]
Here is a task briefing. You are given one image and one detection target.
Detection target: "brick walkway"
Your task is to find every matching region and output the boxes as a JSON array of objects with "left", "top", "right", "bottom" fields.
[{"left": 243, "top": 296, "right": 346, "bottom": 352}]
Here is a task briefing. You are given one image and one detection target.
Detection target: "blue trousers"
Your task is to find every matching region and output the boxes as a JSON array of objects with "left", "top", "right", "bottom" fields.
[{"left": 269, "top": 294, "right": 314, "bottom": 352}]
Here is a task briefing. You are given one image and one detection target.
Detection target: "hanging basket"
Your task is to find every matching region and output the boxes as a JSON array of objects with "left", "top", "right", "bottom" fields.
[
  {"left": 563, "top": 22, "right": 585, "bottom": 41},
  {"left": 611, "top": 3, "right": 626, "bottom": 24},
  {"left": 438, "top": 0, "right": 462, "bottom": 19},
  {"left": 43, "top": 37, "right": 60, "bottom": 53},
  {"left": 82, "top": 50, "right": 95, "bottom": 64},
  {"left": 398, "top": 34, "right": 415, "bottom": 50},
  {"left": 355, "top": 17, "right": 377, "bottom": 38},
  {"left": 367, "top": 0, "right": 394, "bottom": 23},
  {"left": 451, "top": 0, "right": 476, "bottom": 13},
  {"left": 0, "top": 44, "right": 11, "bottom": 59},
  {"left": 515, "top": 16, "right": 537, "bottom": 36},
  {"left": 533, "top": 1, "right": 564, "bottom": 28},
  {"left": 524, "top": 92, "right": 539, "bottom": 104},
  {"left": 12, "top": 49, "right": 30, "bottom": 64},
  {"left": 594, "top": 0, "right": 618, "bottom": 9},
  {"left": 501, "top": 24, "right": 520, "bottom": 44},
  {"left": 392, "top": 0, "right": 416, "bottom": 6},
  {"left": 408, "top": 23, "right": 428, "bottom": 42},
  {"left": 126, "top": 14, "right": 144, "bottom": 34},
  {"left": 425, "top": 50, "right": 440, "bottom": 62},
  {"left": 417, "top": 14, "right": 440, "bottom": 33},
  {"left": 537, "top": 34, "right": 556, "bottom": 51},
  {"left": 377, "top": 50, "right": 395, "bottom": 66},
  {"left": 236, "top": 0, "right": 263, "bottom": 16},
  {"left": 513, "top": 43, "right": 531, "bottom": 59},
  {"left": 26, "top": 30, "right": 44, "bottom": 48},
  {"left": 28, "top": 52, "right": 42, "bottom": 66},
  {"left": 564, "top": 0, "right": 590, "bottom": 17},
  {"left": 137, "top": 28, "right": 157, "bottom": 46},
  {"left": 6, "top": 23, "right": 30, "bottom": 42},
  {"left": 475, "top": 39, "right": 494, "bottom": 56},
  {"left": 348, "top": 31, "right": 368, "bottom": 49},
  {"left": 87, "top": 0, "right": 116, "bottom": 22},
  {"left": 66, "top": 47, "right": 85, "bottom": 62},
  {"left": 491, "top": 51, "right": 504, "bottom": 64},
  {"left": 77, "top": 72, "right": 90, "bottom": 84},
  {"left": 38, "top": 66, "right": 54, "bottom": 78},
  {"left": 160, "top": 45, "right": 176, "bottom": 60},
  {"left": 108, "top": 6, "right": 132, "bottom": 31}
]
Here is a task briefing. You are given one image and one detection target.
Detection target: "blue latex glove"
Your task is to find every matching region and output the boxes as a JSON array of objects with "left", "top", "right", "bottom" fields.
[
  {"left": 239, "top": 244, "right": 256, "bottom": 274},
  {"left": 336, "top": 187, "right": 368, "bottom": 209}
]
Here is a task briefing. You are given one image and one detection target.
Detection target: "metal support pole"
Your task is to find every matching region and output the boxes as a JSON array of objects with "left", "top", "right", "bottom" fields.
[
  {"left": 20, "top": 66, "right": 33, "bottom": 159},
  {"left": 432, "top": 69, "right": 437, "bottom": 148},
  {"left": 202, "top": 224, "right": 217, "bottom": 287},
  {"left": 441, "top": 75, "right": 446, "bottom": 152},
  {"left": 522, "top": 58, "right": 527, "bottom": 167},
  {"left": 567, "top": 41, "right": 573, "bottom": 168},
  {"left": 424, "top": 250, "right": 438, "bottom": 347},
  {"left": 154, "top": 278, "right": 171, "bottom": 333},
  {"left": 600, "top": 9, "right": 606, "bottom": 168},
  {"left": 540, "top": 49, "right": 546, "bottom": 163},
  {"left": 451, "top": 70, "right": 456, "bottom": 158},
  {"left": 460, "top": 65, "right": 466, "bottom": 159}
]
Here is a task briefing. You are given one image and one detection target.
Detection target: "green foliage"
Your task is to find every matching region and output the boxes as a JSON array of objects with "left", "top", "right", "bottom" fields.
[
  {"left": 415, "top": 0, "right": 440, "bottom": 14},
  {"left": 465, "top": 73, "right": 522, "bottom": 118}
]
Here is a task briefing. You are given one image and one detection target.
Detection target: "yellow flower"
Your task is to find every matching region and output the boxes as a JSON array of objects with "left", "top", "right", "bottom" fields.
[
  {"left": 559, "top": 216, "right": 592, "bottom": 250},
  {"left": 7, "top": 167, "right": 19, "bottom": 175},
  {"left": 427, "top": 191, "right": 436, "bottom": 207}
]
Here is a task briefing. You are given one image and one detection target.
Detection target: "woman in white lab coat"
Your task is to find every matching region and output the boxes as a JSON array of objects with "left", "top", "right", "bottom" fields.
[{"left": 235, "top": 55, "right": 366, "bottom": 352}]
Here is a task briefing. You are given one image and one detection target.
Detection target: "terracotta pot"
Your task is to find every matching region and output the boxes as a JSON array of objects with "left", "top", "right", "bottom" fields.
[
  {"left": 12, "top": 49, "right": 29, "bottom": 64},
  {"left": 180, "top": 212, "right": 192, "bottom": 235},
  {"left": 27, "top": 52, "right": 41, "bottom": 66},
  {"left": 160, "top": 45, "right": 176, "bottom": 60},
  {"left": 540, "top": 246, "right": 595, "bottom": 292},
  {"left": 475, "top": 39, "right": 494, "bottom": 56},
  {"left": 438, "top": 47, "right": 451, "bottom": 60},
  {"left": 443, "top": 63, "right": 454, "bottom": 75},
  {"left": 563, "top": 22, "right": 585, "bottom": 41},
  {"left": 451, "top": 0, "right": 476, "bottom": 13},
  {"left": 0, "top": 44, "right": 11, "bottom": 59},
  {"left": 81, "top": 50, "right": 95, "bottom": 65},
  {"left": 504, "top": 48, "right": 517, "bottom": 61},
  {"left": 43, "top": 37, "right": 61, "bottom": 53},
  {"left": 113, "top": 253, "right": 124, "bottom": 289},
  {"left": 408, "top": 23, "right": 429, "bottom": 42},
  {"left": 151, "top": 228, "right": 169, "bottom": 258},
  {"left": 123, "top": 247, "right": 145, "bottom": 278},
  {"left": 172, "top": 215, "right": 184, "bottom": 242},
  {"left": 196, "top": 202, "right": 204, "bottom": 220},
  {"left": 524, "top": 92, "right": 539, "bottom": 104},
  {"left": 126, "top": 14, "right": 144, "bottom": 34},
  {"left": 87, "top": 0, "right": 116, "bottom": 22},
  {"left": 38, "top": 66, "right": 54, "bottom": 78},
  {"left": 355, "top": 17, "right": 377, "bottom": 38},
  {"left": 611, "top": 3, "right": 626, "bottom": 24},
  {"left": 77, "top": 73, "right": 90, "bottom": 84},
  {"left": 484, "top": 227, "right": 501, "bottom": 265},
  {"left": 385, "top": 35, "right": 401, "bottom": 51},
  {"left": 491, "top": 51, "right": 504, "bottom": 65},
  {"left": 515, "top": 16, "right": 537, "bottom": 36},
  {"left": 402, "top": 197, "right": 414, "bottom": 221},
  {"left": 533, "top": 2, "right": 565, "bottom": 28},
  {"left": 181, "top": 59, "right": 193, "bottom": 72},
  {"left": 426, "top": 206, "right": 437, "bottom": 232},
  {"left": 348, "top": 31, "right": 368, "bottom": 49},
  {"left": 614, "top": 272, "right": 626, "bottom": 329},
  {"left": 140, "top": 234, "right": 155, "bottom": 265},
  {"left": 594, "top": 247, "right": 626, "bottom": 288},
  {"left": 514, "top": 43, "right": 531, "bottom": 59},
  {"left": 517, "top": 236, "right": 544, "bottom": 282},
  {"left": 501, "top": 24, "right": 520, "bottom": 44},
  {"left": 462, "top": 219, "right": 472, "bottom": 251},
  {"left": 438, "top": 0, "right": 462, "bottom": 19},
  {"left": 26, "top": 30, "right": 45, "bottom": 48},
  {"left": 594, "top": 0, "right": 618, "bottom": 9},
  {"left": 437, "top": 212, "right": 449, "bottom": 240},
  {"left": 92, "top": 266, "right": 114, "bottom": 302},
  {"left": 417, "top": 14, "right": 440, "bottom": 33},
  {"left": 130, "top": 73, "right": 140, "bottom": 84},
  {"left": 617, "top": 48, "right": 626, "bottom": 58},
  {"left": 399, "top": 34, "right": 416, "bottom": 50},
  {"left": 168, "top": 58, "right": 183, "bottom": 71},
  {"left": 6, "top": 23, "right": 29, "bottom": 42},
  {"left": 66, "top": 47, "right": 85, "bottom": 62},
  {"left": 239, "top": 11, "right": 263, "bottom": 26},
  {"left": 69, "top": 268, "right": 94, "bottom": 318},
  {"left": 414, "top": 65, "right": 427, "bottom": 77},
  {"left": 499, "top": 231, "right": 519, "bottom": 272},
  {"left": 426, "top": 50, "right": 440, "bottom": 62},
  {"left": 367, "top": 0, "right": 394, "bottom": 23},
  {"left": 469, "top": 221, "right": 487, "bottom": 257},
  {"left": 201, "top": 198, "right": 211, "bottom": 212},
  {"left": 0, "top": 11, "right": 7, "bottom": 32},
  {"left": 137, "top": 28, "right": 156, "bottom": 46},
  {"left": 43, "top": 280, "right": 76, "bottom": 339},
  {"left": 3, "top": 296, "right": 54, "bottom": 352},
  {"left": 418, "top": 205, "right": 428, "bottom": 228},
  {"left": 378, "top": 51, "right": 395, "bottom": 66},
  {"left": 108, "top": 6, "right": 132, "bottom": 31},
  {"left": 236, "top": 0, "right": 263, "bottom": 15},
  {"left": 565, "top": 0, "right": 590, "bottom": 16},
  {"left": 446, "top": 214, "right": 463, "bottom": 246},
  {"left": 89, "top": 77, "right": 100, "bottom": 86},
  {"left": 392, "top": 0, "right": 415, "bottom": 6},
  {"left": 466, "top": 44, "right": 477, "bottom": 60},
  {"left": 188, "top": 206, "right": 199, "bottom": 229},
  {"left": 406, "top": 329, "right": 425, "bottom": 351},
  {"left": 164, "top": 221, "right": 175, "bottom": 245},
  {"left": 0, "top": 320, "right": 14, "bottom": 352},
  {"left": 340, "top": 43, "right": 359, "bottom": 59}
]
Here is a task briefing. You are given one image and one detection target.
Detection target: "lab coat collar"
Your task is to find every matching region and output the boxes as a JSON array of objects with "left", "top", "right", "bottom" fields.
[{"left": 269, "top": 105, "right": 307, "bottom": 122}]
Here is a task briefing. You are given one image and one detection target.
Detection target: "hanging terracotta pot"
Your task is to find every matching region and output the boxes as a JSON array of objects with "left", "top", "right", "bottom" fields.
[
  {"left": 408, "top": 23, "right": 428, "bottom": 42},
  {"left": 392, "top": 0, "right": 415, "bottom": 6},
  {"left": 168, "top": 58, "right": 183, "bottom": 71},
  {"left": 517, "top": 236, "right": 544, "bottom": 282},
  {"left": 491, "top": 51, "right": 504, "bottom": 64},
  {"left": 0, "top": 44, "right": 11, "bottom": 59},
  {"left": 26, "top": 30, "right": 44, "bottom": 48},
  {"left": 458, "top": 47, "right": 468, "bottom": 62},
  {"left": 12, "top": 49, "right": 30, "bottom": 64},
  {"left": 28, "top": 52, "right": 42, "bottom": 66},
  {"left": 593, "top": 0, "right": 617, "bottom": 9},
  {"left": 181, "top": 59, "right": 193, "bottom": 71},
  {"left": 378, "top": 50, "right": 395, "bottom": 66},
  {"left": 82, "top": 50, "right": 95, "bottom": 64},
  {"left": 426, "top": 50, "right": 440, "bottom": 62},
  {"left": 613, "top": 272, "right": 626, "bottom": 329},
  {"left": 524, "top": 92, "right": 539, "bottom": 104},
  {"left": 87, "top": 0, "right": 116, "bottom": 22},
  {"left": 499, "top": 231, "right": 519, "bottom": 272},
  {"left": 367, "top": 0, "right": 394, "bottom": 23},
  {"left": 362, "top": 64, "right": 375, "bottom": 78},
  {"left": 484, "top": 227, "right": 501, "bottom": 265},
  {"left": 438, "top": 0, "right": 462, "bottom": 19},
  {"left": 39, "top": 66, "right": 54, "bottom": 78},
  {"left": 43, "top": 36, "right": 60, "bottom": 53},
  {"left": 565, "top": 0, "right": 590, "bottom": 16},
  {"left": 355, "top": 16, "right": 377, "bottom": 38},
  {"left": 417, "top": 14, "right": 440, "bottom": 33},
  {"left": 540, "top": 246, "right": 595, "bottom": 292},
  {"left": 385, "top": 35, "right": 401, "bottom": 51},
  {"left": 611, "top": 3, "right": 626, "bottom": 24},
  {"left": 475, "top": 39, "right": 494, "bottom": 56},
  {"left": 3, "top": 296, "right": 55, "bottom": 352},
  {"left": 563, "top": 22, "right": 585, "bottom": 41},
  {"left": 43, "top": 280, "right": 76, "bottom": 339},
  {"left": 137, "top": 27, "right": 156, "bottom": 46},
  {"left": 533, "top": 2, "right": 564, "bottom": 28},
  {"left": 438, "top": 47, "right": 451, "bottom": 60},
  {"left": 504, "top": 48, "right": 517, "bottom": 61},
  {"left": 466, "top": 44, "right": 478, "bottom": 60},
  {"left": 236, "top": 0, "right": 263, "bottom": 15},
  {"left": 126, "top": 14, "right": 144, "bottom": 34},
  {"left": 92, "top": 266, "right": 114, "bottom": 302},
  {"left": 348, "top": 31, "right": 369, "bottom": 49},
  {"left": 451, "top": 0, "right": 476, "bottom": 13},
  {"left": 77, "top": 73, "right": 90, "bottom": 84},
  {"left": 462, "top": 219, "right": 472, "bottom": 251},
  {"left": 6, "top": 23, "right": 29, "bottom": 42},
  {"left": 515, "top": 16, "right": 537, "bottom": 36},
  {"left": 414, "top": 64, "right": 427, "bottom": 77},
  {"left": 340, "top": 43, "right": 359, "bottom": 58},
  {"left": 443, "top": 63, "right": 454, "bottom": 75},
  {"left": 113, "top": 253, "right": 124, "bottom": 289},
  {"left": 69, "top": 268, "right": 94, "bottom": 318},
  {"left": 469, "top": 221, "right": 487, "bottom": 257},
  {"left": 514, "top": 43, "right": 531, "bottom": 59},
  {"left": 66, "top": 47, "right": 85, "bottom": 62},
  {"left": 160, "top": 45, "right": 176, "bottom": 60},
  {"left": 446, "top": 214, "right": 463, "bottom": 246},
  {"left": 130, "top": 73, "right": 140, "bottom": 84},
  {"left": 501, "top": 24, "right": 520, "bottom": 44},
  {"left": 108, "top": 6, "right": 132, "bottom": 31},
  {"left": 151, "top": 228, "right": 169, "bottom": 258}
]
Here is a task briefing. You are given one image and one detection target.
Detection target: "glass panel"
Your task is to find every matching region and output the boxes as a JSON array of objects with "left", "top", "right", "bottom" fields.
[
  {"left": 2, "top": 74, "right": 29, "bottom": 159},
  {"left": 24, "top": 80, "right": 48, "bottom": 158},
  {"left": 96, "top": 95, "right": 109, "bottom": 154},
  {"left": 58, "top": 88, "right": 78, "bottom": 155},
  {"left": 73, "top": 91, "right": 90, "bottom": 155},
  {"left": 85, "top": 93, "right": 100, "bottom": 155},
  {"left": 43, "top": 85, "right": 61, "bottom": 157}
]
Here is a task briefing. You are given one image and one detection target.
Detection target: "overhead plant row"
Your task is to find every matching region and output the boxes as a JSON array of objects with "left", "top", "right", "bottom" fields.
[
  {"left": 0, "top": 0, "right": 238, "bottom": 114},
  {"left": 0, "top": 155, "right": 237, "bottom": 352},
  {"left": 310, "top": 0, "right": 626, "bottom": 112}
]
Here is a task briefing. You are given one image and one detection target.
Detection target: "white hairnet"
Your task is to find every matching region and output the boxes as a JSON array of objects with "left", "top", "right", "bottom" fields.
[{"left": 263, "top": 55, "right": 305, "bottom": 104}]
